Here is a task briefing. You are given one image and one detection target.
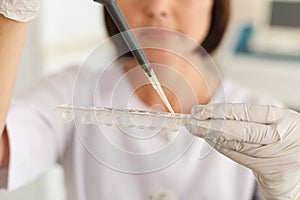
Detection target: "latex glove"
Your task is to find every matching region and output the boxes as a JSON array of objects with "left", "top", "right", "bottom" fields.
[
  {"left": 185, "top": 103, "right": 300, "bottom": 200},
  {"left": 0, "top": 0, "right": 39, "bottom": 22}
]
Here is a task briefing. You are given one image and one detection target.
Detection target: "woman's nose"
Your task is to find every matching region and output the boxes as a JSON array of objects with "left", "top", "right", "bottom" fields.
[{"left": 145, "top": 0, "right": 171, "bottom": 19}]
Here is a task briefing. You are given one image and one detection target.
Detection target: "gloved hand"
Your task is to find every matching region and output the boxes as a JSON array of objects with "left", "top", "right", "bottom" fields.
[
  {"left": 185, "top": 103, "right": 300, "bottom": 200},
  {"left": 0, "top": 0, "right": 39, "bottom": 22}
]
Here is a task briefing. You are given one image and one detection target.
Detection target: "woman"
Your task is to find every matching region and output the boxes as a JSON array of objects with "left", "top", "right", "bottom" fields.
[
  {"left": 1, "top": 0, "right": 297, "bottom": 199},
  {"left": 103, "top": 0, "right": 229, "bottom": 114}
]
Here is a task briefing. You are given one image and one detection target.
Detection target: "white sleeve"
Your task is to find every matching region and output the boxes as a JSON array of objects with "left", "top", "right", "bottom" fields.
[{"left": 0, "top": 66, "right": 78, "bottom": 191}]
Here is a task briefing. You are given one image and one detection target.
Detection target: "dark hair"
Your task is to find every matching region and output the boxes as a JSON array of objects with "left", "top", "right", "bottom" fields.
[{"left": 104, "top": 0, "right": 230, "bottom": 54}]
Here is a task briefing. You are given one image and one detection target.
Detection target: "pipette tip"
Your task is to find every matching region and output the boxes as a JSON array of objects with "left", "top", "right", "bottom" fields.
[{"left": 146, "top": 72, "right": 175, "bottom": 114}]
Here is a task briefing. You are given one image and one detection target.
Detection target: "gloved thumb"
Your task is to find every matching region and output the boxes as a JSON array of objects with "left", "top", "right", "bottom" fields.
[
  {"left": 186, "top": 103, "right": 283, "bottom": 145},
  {"left": 191, "top": 103, "right": 284, "bottom": 124}
]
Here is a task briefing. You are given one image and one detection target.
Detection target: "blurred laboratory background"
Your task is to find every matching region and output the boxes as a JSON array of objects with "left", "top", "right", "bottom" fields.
[{"left": 0, "top": 0, "right": 299, "bottom": 199}]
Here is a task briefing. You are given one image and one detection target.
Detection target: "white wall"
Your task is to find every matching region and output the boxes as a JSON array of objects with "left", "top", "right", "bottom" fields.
[{"left": 39, "top": 0, "right": 107, "bottom": 74}]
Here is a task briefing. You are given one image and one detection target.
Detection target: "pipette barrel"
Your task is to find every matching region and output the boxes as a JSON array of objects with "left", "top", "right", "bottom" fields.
[
  {"left": 93, "top": 0, "right": 174, "bottom": 113},
  {"left": 94, "top": 0, "right": 152, "bottom": 77}
]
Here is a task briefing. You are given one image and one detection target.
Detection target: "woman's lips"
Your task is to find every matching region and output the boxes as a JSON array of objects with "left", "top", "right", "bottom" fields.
[{"left": 139, "top": 28, "right": 177, "bottom": 40}]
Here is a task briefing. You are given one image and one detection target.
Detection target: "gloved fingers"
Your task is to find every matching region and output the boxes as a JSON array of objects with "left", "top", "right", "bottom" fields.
[
  {"left": 0, "top": 0, "right": 40, "bottom": 22},
  {"left": 214, "top": 144, "right": 259, "bottom": 168},
  {"left": 191, "top": 103, "right": 284, "bottom": 124},
  {"left": 215, "top": 145, "right": 284, "bottom": 174},
  {"left": 215, "top": 137, "right": 284, "bottom": 159},
  {"left": 184, "top": 118, "right": 224, "bottom": 139},
  {"left": 216, "top": 138, "right": 262, "bottom": 154},
  {"left": 185, "top": 119, "right": 281, "bottom": 144},
  {"left": 219, "top": 120, "right": 281, "bottom": 144}
]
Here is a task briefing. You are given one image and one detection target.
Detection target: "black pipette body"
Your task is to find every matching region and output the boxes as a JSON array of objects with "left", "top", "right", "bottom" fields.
[{"left": 93, "top": 0, "right": 152, "bottom": 77}]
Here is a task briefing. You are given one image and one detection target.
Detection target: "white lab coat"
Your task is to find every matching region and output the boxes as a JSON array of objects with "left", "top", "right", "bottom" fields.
[{"left": 1, "top": 64, "right": 281, "bottom": 200}]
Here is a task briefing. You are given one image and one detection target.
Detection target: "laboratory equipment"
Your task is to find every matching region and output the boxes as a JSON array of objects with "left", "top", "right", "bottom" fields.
[
  {"left": 93, "top": 0, "right": 174, "bottom": 113},
  {"left": 66, "top": 26, "right": 225, "bottom": 172},
  {"left": 249, "top": 0, "right": 300, "bottom": 57},
  {"left": 57, "top": 104, "right": 190, "bottom": 132}
]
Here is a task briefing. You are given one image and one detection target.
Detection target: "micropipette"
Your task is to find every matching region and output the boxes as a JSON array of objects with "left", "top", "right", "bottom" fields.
[{"left": 93, "top": 0, "right": 174, "bottom": 113}]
